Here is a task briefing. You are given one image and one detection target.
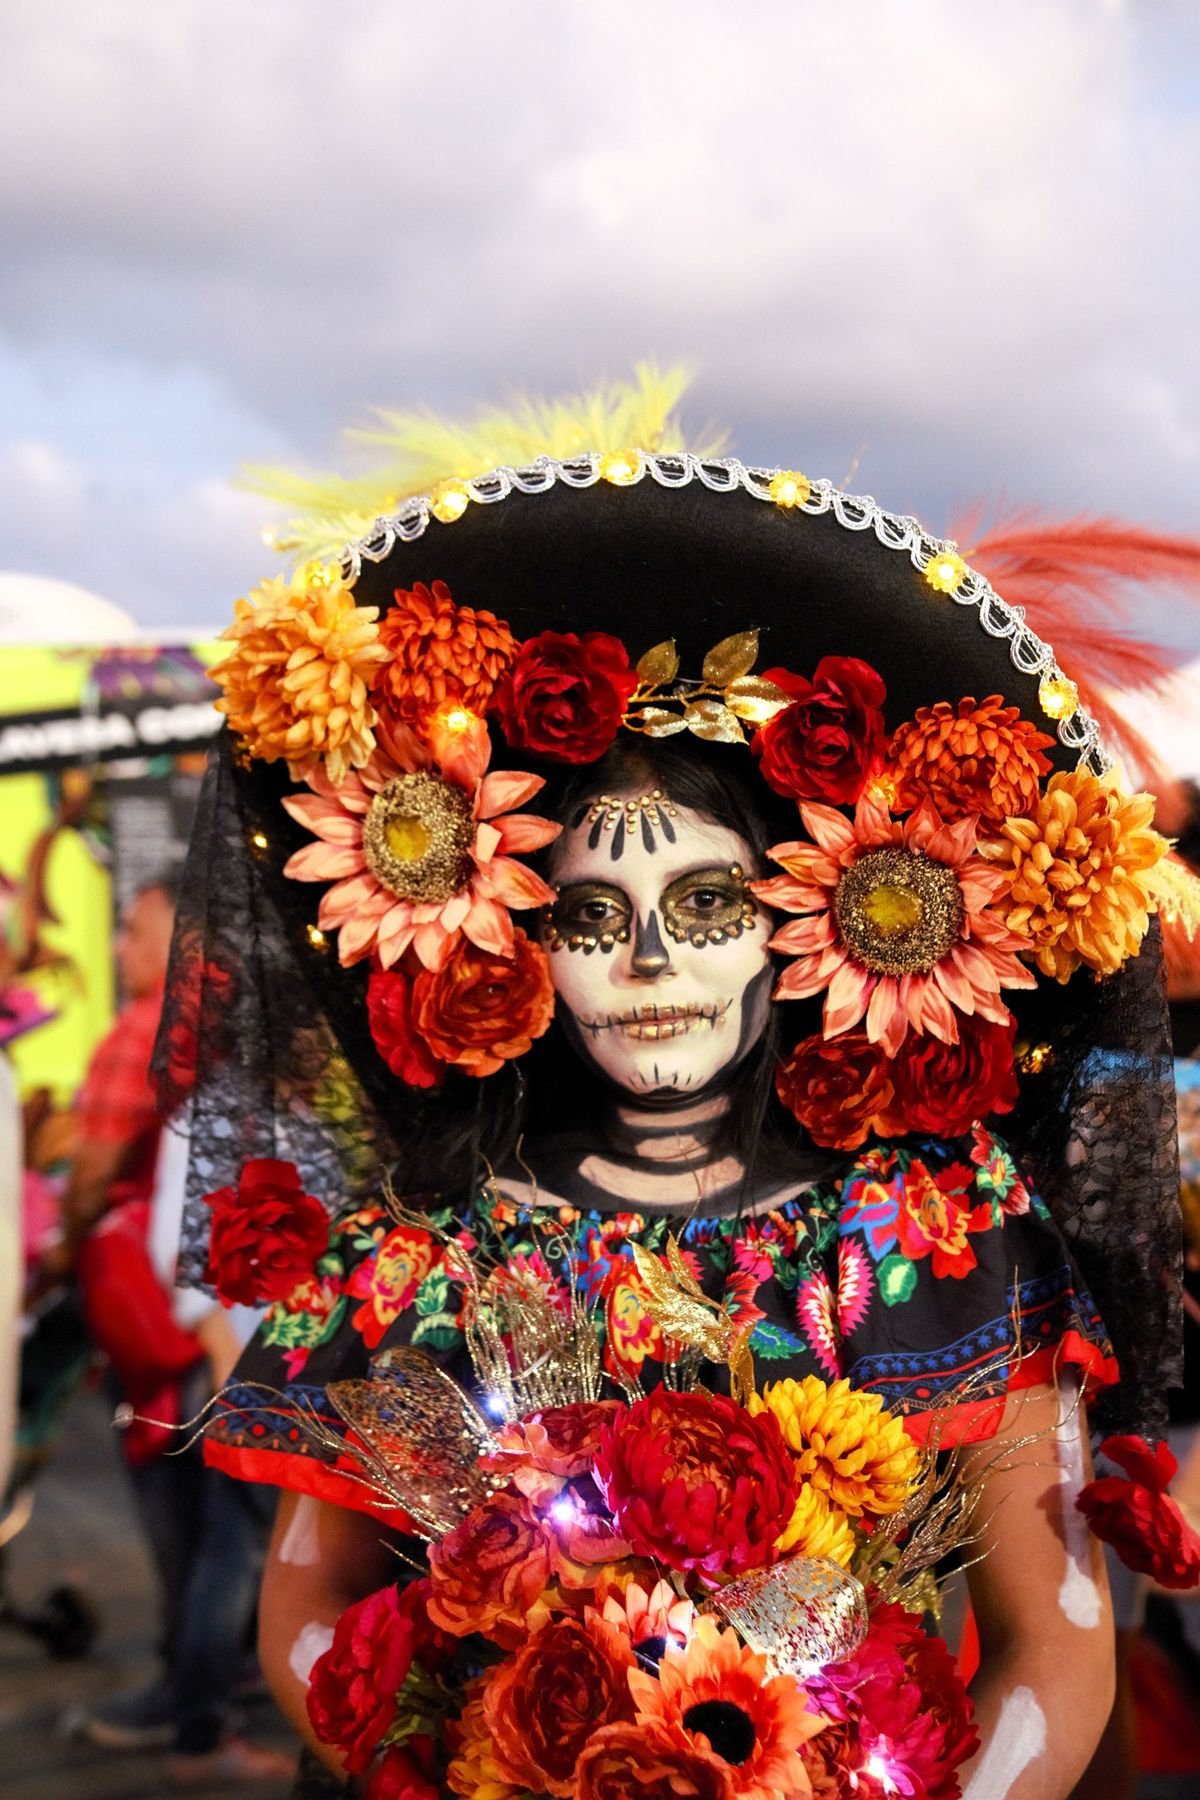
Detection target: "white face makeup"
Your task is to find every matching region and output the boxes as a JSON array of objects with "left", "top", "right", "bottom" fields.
[{"left": 542, "top": 794, "right": 772, "bottom": 1099}]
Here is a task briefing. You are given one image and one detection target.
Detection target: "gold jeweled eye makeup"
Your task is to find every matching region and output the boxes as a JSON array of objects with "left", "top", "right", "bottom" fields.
[
  {"left": 544, "top": 865, "right": 756, "bottom": 954},
  {"left": 662, "top": 864, "right": 757, "bottom": 946},
  {"left": 542, "top": 882, "right": 633, "bottom": 954}
]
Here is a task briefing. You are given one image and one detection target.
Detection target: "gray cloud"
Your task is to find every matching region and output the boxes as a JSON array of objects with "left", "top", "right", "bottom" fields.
[{"left": 0, "top": 0, "right": 1197, "bottom": 637}]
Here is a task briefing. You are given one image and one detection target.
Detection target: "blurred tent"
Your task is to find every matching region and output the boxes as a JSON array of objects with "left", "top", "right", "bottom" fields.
[{"left": 0, "top": 572, "right": 221, "bottom": 1106}]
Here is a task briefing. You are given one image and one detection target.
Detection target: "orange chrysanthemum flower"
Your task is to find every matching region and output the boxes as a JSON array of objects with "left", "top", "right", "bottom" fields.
[
  {"left": 990, "top": 770, "right": 1167, "bottom": 981},
  {"left": 749, "top": 1376, "right": 920, "bottom": 1520},
  {"left": 752, "top": 791, "right": 1035, "bottom": 1057},
  {"left": 213, "top": 564, "right": 389, "bottom": 784},
  {"left": 629, "top": 1616, "right": 826, "bottom": 1800},
  {"left": 885, "top": 694, "right": 1054, "bottom": 826},
  {"left": 445, "top": 1682, "right": 527, "bottom": 1800},
  {"left": 377, "top": 579, "right": 518, "bottom": 727}
]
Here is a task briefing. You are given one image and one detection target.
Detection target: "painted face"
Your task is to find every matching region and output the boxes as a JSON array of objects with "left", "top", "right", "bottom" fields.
[{"left": 542, "top": 792, "right": 773, "bottom": 1098}]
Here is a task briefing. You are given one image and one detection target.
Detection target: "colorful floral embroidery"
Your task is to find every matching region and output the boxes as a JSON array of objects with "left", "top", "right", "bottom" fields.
[{"left": 346, "top": 1222, "right": 441, "bottom": 1349}]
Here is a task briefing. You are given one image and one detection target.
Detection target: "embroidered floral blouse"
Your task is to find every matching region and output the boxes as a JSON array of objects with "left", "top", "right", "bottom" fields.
[{"left": 204, "top": 1126, "right": 1115, "bottom": 1519}]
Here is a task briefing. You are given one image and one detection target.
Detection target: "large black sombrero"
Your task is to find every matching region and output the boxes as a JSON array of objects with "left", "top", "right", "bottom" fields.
[{"left": 342, "top": 453, "right": 1101, "bottom": 781}]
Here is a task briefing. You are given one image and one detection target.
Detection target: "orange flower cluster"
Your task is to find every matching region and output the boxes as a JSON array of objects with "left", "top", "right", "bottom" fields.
[
  {"left": 992, "top": 771, "right": 1166, "bottom": 980},
  {"left": 377, "top": 579, "right": 518, "bottom": 727},
  {"left": 885, "top": 693, "right": 1054, "bottom": 825},
  {"left": 213, "top": 565, "right": 389, "bottom": 783}
]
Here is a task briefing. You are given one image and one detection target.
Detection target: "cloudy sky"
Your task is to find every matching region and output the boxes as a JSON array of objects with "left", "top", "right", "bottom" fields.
[{"left": 2, "top": 0, "right": 1198, "bottom": 643}]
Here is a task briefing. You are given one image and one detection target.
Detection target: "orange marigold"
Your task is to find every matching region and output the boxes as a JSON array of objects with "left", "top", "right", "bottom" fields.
[
  {"left": 213, "top": 564, "right": 389, "bottom": 784},
  {"left": 377, "top": 580, "right": 518, "bottom": 727},
  {"left": 992, "top": 771, "right": 1167, "bottom": 980},
  {"left": 445, "top": 1681, "right": 526, "bottom": 1800},
  {"left": 885, "top": 694, "right": 1054, "bottom": 825}
]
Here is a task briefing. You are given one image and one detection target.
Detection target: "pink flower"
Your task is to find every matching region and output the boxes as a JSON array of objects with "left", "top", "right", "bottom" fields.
[
  {"left": 282, "top": 715, "right": 559, "bottom": 970},
  {"left": 751, "top": 790, "right": 1034, "bottom": 1057}
]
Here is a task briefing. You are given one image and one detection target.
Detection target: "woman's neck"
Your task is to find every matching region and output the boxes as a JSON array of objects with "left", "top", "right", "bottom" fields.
[{"left": 509, "top": 1084, "right": 820, "bottom": 1218}]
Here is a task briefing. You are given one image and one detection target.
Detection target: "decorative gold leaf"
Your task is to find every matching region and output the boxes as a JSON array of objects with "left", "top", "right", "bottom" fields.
[
  {"left": 725, "top": 674, "right": 792, "bottom": 726},
  {"left": 631, "top": 705, "right": 689, "bottom": 737},
  {"left": 684, "top": 698, "right": 745, "bottom": 744},
  {"left": 636, "top": 639, "right": 680, "bottom": 685},
  {"left": 702, "top": 629, "right": 760, "bottom": 687}
]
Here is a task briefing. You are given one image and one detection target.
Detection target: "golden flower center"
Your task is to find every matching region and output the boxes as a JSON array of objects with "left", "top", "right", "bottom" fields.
[
  {"left": 362, "top": 771, "right": 475, "bottom": 904},
  {"left": 834, "top": 846, "right": 964, "bottom": 976}
]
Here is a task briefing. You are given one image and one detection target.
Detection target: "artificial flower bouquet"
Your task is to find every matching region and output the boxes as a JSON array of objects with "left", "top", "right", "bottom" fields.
[{"left": 303, "top": 1235, "right": 982, "bottom": 1800}]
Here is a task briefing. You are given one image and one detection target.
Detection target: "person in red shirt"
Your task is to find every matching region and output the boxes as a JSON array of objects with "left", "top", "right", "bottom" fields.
[{"left": 57, "top": 877, "right": 176, "bottom": 1263}]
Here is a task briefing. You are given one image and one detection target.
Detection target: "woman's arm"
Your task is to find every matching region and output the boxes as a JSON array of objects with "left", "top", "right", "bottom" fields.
[
  {"left": 259, "top": 1490, "right": 404, "bottom": 1776},
  {"left": 958, "top": 1381, "right": 1115, "bottom": 1800}
]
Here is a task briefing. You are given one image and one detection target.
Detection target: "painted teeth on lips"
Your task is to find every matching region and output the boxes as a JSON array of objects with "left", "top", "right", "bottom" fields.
[{"left": 581, "top": 1001, "right": 732, "bottom": 1039}]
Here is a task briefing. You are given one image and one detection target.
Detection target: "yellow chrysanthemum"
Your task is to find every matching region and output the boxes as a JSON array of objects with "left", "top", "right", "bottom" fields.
[
  {"left": 777, "top": 1482, "right": 857, "bottom": 1565},
  {"left": 749, "top": 1375, "right": 920, "bottom": 1519},
  {"left": 212, "top": 563, "right": 390, "bottom": 785},
  {"left": 446, "top": 1684, "right": 525, "bottom": 1800},
  {"left": 993, "top": 770, "right": 1168, "bottom": 981}
]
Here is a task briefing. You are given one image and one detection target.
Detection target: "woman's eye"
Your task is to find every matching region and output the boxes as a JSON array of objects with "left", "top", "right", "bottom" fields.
[
  {"left": 687, "top": 889, "right": 724, "bottom": 914},
  {"left": 580, "top": 900, "right": 617, "bottom": 923}
]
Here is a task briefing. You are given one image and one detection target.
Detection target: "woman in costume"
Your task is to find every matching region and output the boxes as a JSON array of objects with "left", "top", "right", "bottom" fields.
[{"left": 157, "top": 391, "right": 1185, "bottom": 1799}]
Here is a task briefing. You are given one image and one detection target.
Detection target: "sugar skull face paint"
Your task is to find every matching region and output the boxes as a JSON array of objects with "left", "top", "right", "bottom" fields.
[{"left": 543, "top": 798, "right": 772, "bottom": 1097}]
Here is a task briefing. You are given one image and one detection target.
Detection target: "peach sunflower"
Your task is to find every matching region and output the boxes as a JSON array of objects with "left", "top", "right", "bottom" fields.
[
  {"left": 629, "top": 1615, "right": 825, "bottom": 1800},
  {"left": 751, "top": 790, "right": 1035, "bottom": 1056},
  {"left": 282, "top": 713, "right": 558, "bottom": 969},
  {"left": 989, "top": 770, "right": 1167, "bottom": 981},
  {"left": 213, "top": 563, "right": 390, "bottom": 784}
]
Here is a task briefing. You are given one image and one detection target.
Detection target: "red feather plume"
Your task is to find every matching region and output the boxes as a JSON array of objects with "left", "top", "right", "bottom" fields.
[{"left": 951, "top": 510, "right": 1200, "bottom": 793}]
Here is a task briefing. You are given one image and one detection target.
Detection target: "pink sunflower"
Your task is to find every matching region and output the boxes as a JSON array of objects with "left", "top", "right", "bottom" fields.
[
  {"left": 751, "top": 790, "right": 1034, "bottom": 1057},
  {"left": 282, "top": 715, "right": 559, "bottom": 970}
]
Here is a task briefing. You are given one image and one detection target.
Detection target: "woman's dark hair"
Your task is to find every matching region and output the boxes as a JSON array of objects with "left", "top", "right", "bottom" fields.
[{"left": 399, "top": 732, "right": 832, "bottom": 1200}]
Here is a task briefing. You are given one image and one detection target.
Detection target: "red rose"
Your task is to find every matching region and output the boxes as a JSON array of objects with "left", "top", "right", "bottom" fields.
[
  {"left": 594, "top": 1388, "right": 797, "bottom": 1577},
  {"left": 752, "top": 656, "right": 887, "bottom": 803},
  {"left": 364, "top": 1736, "right": 440, "bottom": 1800},
  {"left": 878, "top": 1015, "right": 1019, "bottom": 1138},
  {"left": 427, "top": 1492, "right": 557, "bottom": 1647},
  {"left": 577, "top": 1721, "right": 736, "bottom": 1800},
  {"left": 496, "top": 630, "right": 637, "bottom": 764},
  {"left": 1077, "top": 1435, "right": 1200, "bottom": 1590},
  {"left": 484, "top": 1614, "right": 637, "bottom": 1797},
  {"left": 308, "top": 1582, "right": 450, "bottom": 1777},
  {"left": 203, "top": 1158, "right": 329, "bottom": 1307},
  {"left": 411, "top": 929, "right": 555, "bottom": 1076},
  {"left": 775, "top": 1031, "right": 893, "bottom": 1150},
  {"left": 367, "top": 968, "right": 446, "bottom": 1088}
]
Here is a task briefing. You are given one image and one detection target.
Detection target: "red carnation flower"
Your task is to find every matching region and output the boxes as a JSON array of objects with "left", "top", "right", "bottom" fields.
[
  {"left": 411, "top": 929, "right": 555, "bottom": 1076},
  {"left": 752, "top": 656, "right": 887, "bottom": 804},
  {"left": 364, "top": 1735, "right": 440, "bottom": 1800},
  {"left": 594, "top": 1388, "right": 797, "bottom": 1577},
  {"left": 203, "top": 1158, "right": 329, "bottom": 1307},
  {"left": 307, "top": 1581, "right": 450, "bottom": 1777},
  {"left": 878, "top": 1014, "right": 1020, "bottom": 1138},
  {"left": 367, "top": 967, "right": 446, "bottom": 1089},
  {"left": 812, "top": 1602, "right": 978, "bottom": 1800},
  {"left": 484, "top": 1614, "right": 637, "bottom": 1797},
  {"left": 1077, "top": 1435, "right": 1200, "bottom": 1590},
  {"left": 496, "top": 630, "right": 637, "bottom": 764}
]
